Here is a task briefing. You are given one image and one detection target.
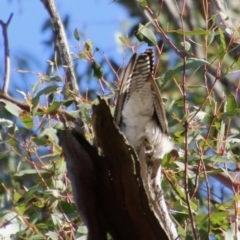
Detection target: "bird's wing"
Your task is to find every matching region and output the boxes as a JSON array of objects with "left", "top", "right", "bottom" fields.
[
  {"left": 114, "top": 49, "right": 155, "bottom": 126},
  {"left": 114, "top": 53, "right": 137, "bottom": 126},
  {"left": 148, "top": 74, "right": 169, "bottom": 135}
]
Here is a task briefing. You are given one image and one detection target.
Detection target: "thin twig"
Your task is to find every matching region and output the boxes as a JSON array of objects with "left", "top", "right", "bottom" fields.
[
  {"left": 180, "top": 1, "right": 198, "bottom": 238},
  {"left": 0, "top": 13, "right": 13, "bottom": 95},
  {"left": 40, "top": 0, "right": 80, "bottom": 99},
  {"left": 137, "top": 1, "right": 240, "bottom": 102},
  {"left": 0, "top": 92, "right": 76, "bottom": 121}
]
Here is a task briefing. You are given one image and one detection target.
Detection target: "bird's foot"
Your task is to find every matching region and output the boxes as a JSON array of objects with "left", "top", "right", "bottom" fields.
[{"left": 142, "top": 137, "right": 154, "bottom": 155}]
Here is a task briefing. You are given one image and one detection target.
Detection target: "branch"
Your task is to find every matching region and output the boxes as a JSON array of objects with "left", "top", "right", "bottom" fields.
[
  {"left": 0, "top": 13, "right": 13, "bottom": 95},
  {"left": 135, "top": 1, "right": 240, "bottom": 102},
  {"left": 40, "top": 0, "right": 80, "bottom": 97},
  {"left": 0, "top": 92, "right": 76, "bottom": 122}
]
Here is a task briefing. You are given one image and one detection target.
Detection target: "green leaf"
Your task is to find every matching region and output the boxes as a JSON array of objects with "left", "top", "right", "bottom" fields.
[
  {"left": 44, "top": 189, "right": 59, "bottom": 198},
  {"left": 20, "top": 113, "right": 34, "bottom": 129},
  {"left": 74, "top": 28, "right": 81, "bottom": 41},
  {"left": 32, "top": 136, "right": 49, "bottom": 145},
  {"left": 35, "top": 223, "right": 49, "bottom": 229},
  {"left": 92, "top": 61, "right": 103, "bottom": 78},
  {"left": 36, "top": 85, "right": 59, "bottom": 98},
  {"left": 211, "top": 212, "right": 229, "bottom": 225},
  {"left": 164, "top": 58, "right": 208, "bottom": 81},
  {"left": 46, "top": 101, "right": 61, "bottom": 113},
  {"left": 137, "top": 24, "right": 157, "bottom": 46},
  {"left": 218, "top": 28, "right": 226, "bottom": 60},
  {"left": 0, "top": 99, "right": 20, "bottom": 117},
  {"left": 52, "top": 179, "right": 66, "bottom": 191},
  {"left": 0, "top": 118, "right": 14, "bottom": 128},
  {"left": 15, "top": 169, "right": 46, "bottom": 177},
  {"left": 51, "top": 213, "right": 62, "bottom": 226},
  {"left": 85, "top": 40, "right": 93, "bottom": 51},
  {"left": 137, "top": 0, "right": 148, "bottom": 7},
  {"left": 226, "top": 93, "right": 237, "bottom": 112},
  {"left": 29, "top": 235, "right": 45, "bottom": 240},
  {"left": 61, "top": 82, "right": 70, "bottom": 98},
  {"left": 181, "top": 41, "right": 191, "bottom": 51},
  {"left": 168, "top": 28, "right": 210, "bottom": 36},
  {"left": 59, "top": 201, "right": 77, "bottom": 215},
  {"left": 204, "top": 155, "right": 232, "bottom": 164},
  {"left": 39, "top": 75, "right": 62, "bottom": 83},
  {"left": 46, "top": 231, "right": 58, "bottom": 240},
  {"left": 119, "top": 36, "right": 128, "bottom": 45},
  {"left": 233, "top": 195, "right": 240, "bottom": 201},
  {"left": 13, "top": 191, "right": 21, "bottom": 202},
  {"left": 63, "top": 98, "right": 75, "bottom": 107},
  {"left": 77, "top": 225, "right": 88, "bottom": 235},
  {"left": 223, "top": 109, "right": 240, "bottom": 118},
  {"left": 208, "top": 30, "right": 215, "bottom": 45},
  {"left": 15, "top": 186, "right": 38, "bottom": 204},
  {"left": 40, "top": 128, "right": 58, "bottom": 144}
]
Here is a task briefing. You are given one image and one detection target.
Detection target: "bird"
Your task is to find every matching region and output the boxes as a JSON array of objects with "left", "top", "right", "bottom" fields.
[{"left": 114, "top": 49, "right": 173, "bottom": 159}]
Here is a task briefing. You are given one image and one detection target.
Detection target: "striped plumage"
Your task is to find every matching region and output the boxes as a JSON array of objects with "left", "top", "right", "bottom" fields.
[{"left": 115, "top": 49, "right": 173, "bottom": 159}]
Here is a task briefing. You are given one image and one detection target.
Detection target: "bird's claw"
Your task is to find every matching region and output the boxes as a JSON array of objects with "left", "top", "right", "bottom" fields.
[{"left": 142, "top": 137, "right": 154, "bottom": 155}]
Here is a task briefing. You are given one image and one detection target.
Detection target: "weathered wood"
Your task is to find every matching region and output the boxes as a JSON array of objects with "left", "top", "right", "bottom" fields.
[{"left": 59, "top": 98, "right": 171, "bottom": 240}]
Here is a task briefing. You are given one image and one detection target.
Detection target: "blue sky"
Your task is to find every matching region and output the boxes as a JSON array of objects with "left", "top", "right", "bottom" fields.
[{"left": 0, "top": 0, "right": 137, "bottom": 95}]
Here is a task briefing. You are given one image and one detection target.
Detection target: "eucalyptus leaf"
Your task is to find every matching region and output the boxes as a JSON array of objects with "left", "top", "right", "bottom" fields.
[{"left": 164, "top": 58, "right": 208, "bottom": 81}]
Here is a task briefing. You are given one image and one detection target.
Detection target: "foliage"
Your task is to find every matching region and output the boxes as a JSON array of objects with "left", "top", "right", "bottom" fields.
[{"left": 1, "top": 0, "right": 240, "bottom": 239}]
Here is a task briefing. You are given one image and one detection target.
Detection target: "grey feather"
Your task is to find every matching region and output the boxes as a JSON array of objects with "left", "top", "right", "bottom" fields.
[{"left": 115, "top": 49, "right": 172, "bottom": 158}]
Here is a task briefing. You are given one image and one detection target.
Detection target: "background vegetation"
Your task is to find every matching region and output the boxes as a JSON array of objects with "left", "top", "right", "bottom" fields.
[{"left": 0, "top": 0, "right": 240, "bottom": 239}]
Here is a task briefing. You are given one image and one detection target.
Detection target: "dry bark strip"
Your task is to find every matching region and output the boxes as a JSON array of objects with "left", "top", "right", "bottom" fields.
[{"left": 59, "top": 98, "right": 171, "bottom": 240}]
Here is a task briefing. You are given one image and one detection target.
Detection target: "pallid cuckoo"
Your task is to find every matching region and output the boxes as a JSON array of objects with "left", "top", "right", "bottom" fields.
[{"left": 115, "top": 49, "right": 173, "bottom": 159}]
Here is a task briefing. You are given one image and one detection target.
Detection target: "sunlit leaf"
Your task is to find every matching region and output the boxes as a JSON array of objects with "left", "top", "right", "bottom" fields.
[
  {"left": 0, "top": 118, "right": 14, "bottom": 128},
  {"left": 137, "top": 23, "right": 157, "bottom": 46},
  {"left": 85, "top": 40, "right": 93, "bottom": 51},
  {"left": 46, "top": 231, "right": 58, "bottom": 240},
  {"left": 29, "top": 235, "right": 45, "bottom": 240},
  {"left": 119, "top": 36, "right": 128, "bottom": 45},
  {"left": 0, "top": 99, "right": 20, "bottom": 117},
  {"left": 181, "top": 41, "right": 191, "bottom": 51},
  {"left": 19, "top": 113, "right": 34, "bottom": 129},
  {"left": 40, "top": 128, "right": 58, "bottom": 144},
  {"left": 51, "top": 214, "right": 62, "bottom": 226},
  {"left": 211, "top": 212, "right": 229, "bottom": 225},
  {"left": 15, "top": 169, "right": 46, "bottom": 177},
  {"left": 77, "top": 225, "right": 88, "bottom": 235},
  {"left": 52, "top": 179, "right": 66, "bottom": 191},
  {"left": 44, "top": 189, "right": 59, "bottom": 198}
]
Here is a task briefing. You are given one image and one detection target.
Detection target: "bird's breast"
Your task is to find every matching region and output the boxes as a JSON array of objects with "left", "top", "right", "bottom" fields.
[{"left": 122, "top": 82, "right": 154, "bottom": 122}]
